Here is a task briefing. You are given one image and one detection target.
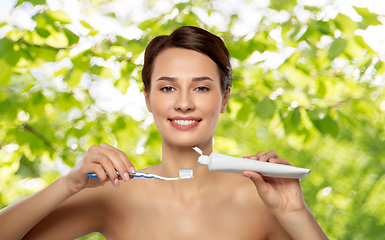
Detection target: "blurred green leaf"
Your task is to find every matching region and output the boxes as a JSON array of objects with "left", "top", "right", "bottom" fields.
[
  {"left": 375, "top": 61, "right": 385, "bottom": 75},
  {"left": 15, "top": 155, "right": 41, "bottom": 178},
  {"left": 317, "top": 80, "right": 326, "bottom": 98},
  {"left": 121, "top": 60, "right": 136, "bottom": 77},
  {"left": 236, "top": 102, "right": 252, "bottom": 122},
  {"left": 115, "top": 79, "right": 130, "bottom": 95},
  {"left": 353, "top": 7, "right": 381, "bottom": 28},
  {"left": 308, "top": 109, "right": 339, "bottom": 138},
  {"left": 280, "top": 108, "right": 301, "bottom": 134},
  {"left": 269, "top": 0, "right": 297, "bottom": 11},
  {"left": 328, "top": 38, "right": 347, "bottom": 60},
  {"left": 255, "top": 98, "right": 276, "bottom": 120},
  {"left": 64, "top": 68, "right": 83, "bottom": 87},
  {"left": 72, "top": 54, "right": 90, "bottom": 71},
  {"left": 334, "top": 14, "right": 357, "bottom": 36},
  {"left": 63, "top": 28, "right": 79, "bottom": 46},
  {"left": 46, "top": 10, "right": 72, "bottom": 24},
  {"left": 30, "top": 47, "right": 58, "bottom": 62},
  {"left": 36, "top": 27, "right": 51, "bottom": 38},
  {"left": 16, "top": 0, "right": 45, "bottom": 6},
  {"left": 0, "top": 60, "right": 12, "bottom": 86},
  {"left": 0, "top": 38, "right": 14, "bottom": 59},
  {"left": 227, "top": 38, "right": 257, "bottom": 61},
  {"left": 354, "top": 35, "right": 375, "bottom": 54},
  {"left": 80, "top": 20, "right": 93, "bottom": 29},
  {"left": 57, "top": 92, "right": 80, "bottom": 111},
  {"left": 29, "top": 91, "right": 47, "bottom": 117}
]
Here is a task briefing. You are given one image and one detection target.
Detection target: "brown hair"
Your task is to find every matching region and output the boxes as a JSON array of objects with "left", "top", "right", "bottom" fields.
[{"left": 142, "top": 26, "right": 232, "bottom": 94}]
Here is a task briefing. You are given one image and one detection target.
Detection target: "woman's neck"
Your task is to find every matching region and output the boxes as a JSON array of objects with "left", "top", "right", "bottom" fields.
[{"left": 157, "top": 139, "right": 221, "bottom": 197}]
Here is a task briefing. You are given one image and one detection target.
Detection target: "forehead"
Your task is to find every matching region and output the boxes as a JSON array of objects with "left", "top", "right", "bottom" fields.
[{"left": 151, "top": 48, "right": 220, "bottom": 81}]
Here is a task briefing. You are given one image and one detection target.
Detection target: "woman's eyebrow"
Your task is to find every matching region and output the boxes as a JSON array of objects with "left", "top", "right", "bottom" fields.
[
  {"left": 156, "top": 76, "right": 213, "bottom": 82},
  {"left": 156, "top": 76, "right": 177, "bottom": 81},
  {"left": 192, "top": 76, "right": 213, "bottom": 82}
]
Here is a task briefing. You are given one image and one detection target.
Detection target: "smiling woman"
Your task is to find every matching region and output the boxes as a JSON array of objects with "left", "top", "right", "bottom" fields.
[
  {"left": 0, "top": 26, "right": 329, "bottom": 240},
  {"left": 145, "top": 47, "right": 228, "bottom": 148}
]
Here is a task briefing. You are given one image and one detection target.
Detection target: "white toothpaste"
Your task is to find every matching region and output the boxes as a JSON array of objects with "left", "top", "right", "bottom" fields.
[{"left": 193, "top": 147, "right": 311, "bottom": 179}]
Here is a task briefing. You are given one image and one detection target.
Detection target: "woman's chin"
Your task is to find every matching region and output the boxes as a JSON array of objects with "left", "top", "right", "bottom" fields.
[{"left": 162, "top": 136, "right": 212, "bottom": 149}]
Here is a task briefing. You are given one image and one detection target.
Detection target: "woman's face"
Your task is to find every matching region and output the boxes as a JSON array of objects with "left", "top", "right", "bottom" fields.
[{"left": 144, "top": 48, "right": 229, "bottom": 147}]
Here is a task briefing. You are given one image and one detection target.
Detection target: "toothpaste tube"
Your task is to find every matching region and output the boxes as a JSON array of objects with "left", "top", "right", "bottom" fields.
[{"left": 193, "top": 147, "right": 311, "bottom": 179}]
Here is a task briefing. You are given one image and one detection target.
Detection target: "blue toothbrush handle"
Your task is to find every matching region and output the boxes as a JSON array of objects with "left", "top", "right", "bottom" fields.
[
  {"left": 87, "top": 172, "right": 121, "bottom": 178},
  {"left": 87, "top": 172, "right": 164, "bottom": 180},
  {"left": 86, "top": 172, "right": 145, "bottom": 178}
]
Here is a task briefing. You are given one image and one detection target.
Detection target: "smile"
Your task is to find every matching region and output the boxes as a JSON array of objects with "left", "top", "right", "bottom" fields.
[
  {"left": 168, "top": 118, "right": 202, "bottom": 130},
  {"left": 172, "top": 120, "right": 199, "bottom": 125}
]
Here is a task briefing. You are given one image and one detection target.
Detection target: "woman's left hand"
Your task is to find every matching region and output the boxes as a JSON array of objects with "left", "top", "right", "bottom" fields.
[{"left": 242, "top": 150, "right": 307, "bottom": 218}]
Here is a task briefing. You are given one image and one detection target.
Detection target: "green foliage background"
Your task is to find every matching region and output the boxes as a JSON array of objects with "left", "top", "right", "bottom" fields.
[{"left": 1, "top": 0, "right": 385, "bottom": 239}]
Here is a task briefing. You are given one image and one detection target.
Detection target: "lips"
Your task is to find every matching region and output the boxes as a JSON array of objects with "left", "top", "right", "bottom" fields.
[{"left": 168, "top": 117, "right": 202, "bottom": 130}]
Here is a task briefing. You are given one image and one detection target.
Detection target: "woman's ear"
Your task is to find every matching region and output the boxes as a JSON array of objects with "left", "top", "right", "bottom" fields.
[
  {"left": 220, "top": 87, "right": 231, "bottom": 113},
  {"left": 143, "top": 86, "right": 152, "bottom": 113}
]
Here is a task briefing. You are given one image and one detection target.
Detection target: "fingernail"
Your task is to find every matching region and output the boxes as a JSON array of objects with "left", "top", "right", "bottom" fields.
[
  {"left": 123, "top": 172, "right": 130, "bottom": 181},
  {"left": 261, "top": 155, "right": 266, "bottom": 158},
  {"left": 129, "top": 166, "right": 136, "bottom": 174},
  {"left": 243, "top": 174, "right": 251, "bottom": 178},
  {"left": 101, "top": 182, "right": 105, "bottom": 186},
  {"left": 113, "top": 179, "right": 120, "bottom": 187}
]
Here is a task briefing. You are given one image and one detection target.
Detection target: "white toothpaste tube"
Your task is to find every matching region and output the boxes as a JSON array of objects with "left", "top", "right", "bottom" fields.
[{"left": 193, "top": 147, "right": 311, "bottom": 179}]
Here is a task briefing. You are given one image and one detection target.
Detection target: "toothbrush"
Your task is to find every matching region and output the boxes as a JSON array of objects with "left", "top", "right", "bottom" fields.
[{"left": 87, "top": 169, "right": 194, "bottom": 181}]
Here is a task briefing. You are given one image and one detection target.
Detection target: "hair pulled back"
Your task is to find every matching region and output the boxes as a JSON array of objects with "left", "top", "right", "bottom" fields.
[{"left": 142, "top": 26, "right": 232, "bottom": 94}]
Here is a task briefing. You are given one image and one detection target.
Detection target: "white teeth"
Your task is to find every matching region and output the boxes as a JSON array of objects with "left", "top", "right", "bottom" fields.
[{"left": 172, "top": 120, "right": 198, "bottom": 125}]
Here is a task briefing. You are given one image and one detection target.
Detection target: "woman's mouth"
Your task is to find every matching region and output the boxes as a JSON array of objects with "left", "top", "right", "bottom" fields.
[
  {"left": 171, "top": 119, "right": 199, "bottom": 125},
  {"left": 168, "top": 118, "right": 202, "bottom": 130}
]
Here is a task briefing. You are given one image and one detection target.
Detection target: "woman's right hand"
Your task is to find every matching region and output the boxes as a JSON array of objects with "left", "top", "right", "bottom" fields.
[{"left": 63, "top": 143, "right": 136, "bottom": 194}]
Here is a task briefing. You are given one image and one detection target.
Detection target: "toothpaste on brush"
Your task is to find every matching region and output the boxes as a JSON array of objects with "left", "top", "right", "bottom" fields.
[{"left": 193, "top": 147, "right": 311, "bottom": 179}]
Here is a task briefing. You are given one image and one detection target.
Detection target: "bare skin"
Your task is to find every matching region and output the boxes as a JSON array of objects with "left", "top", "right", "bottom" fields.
[
  {"left": 0, "top": 48, "right": 328, "bottom": 240},
  {"left": 22, "top": 165, "right": 290, "bottom": 240}
]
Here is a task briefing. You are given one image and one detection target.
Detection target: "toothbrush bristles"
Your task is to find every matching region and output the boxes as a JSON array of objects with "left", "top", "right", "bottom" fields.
[{"left": 179, "top": 169, "right": 194, "bottom": 179}]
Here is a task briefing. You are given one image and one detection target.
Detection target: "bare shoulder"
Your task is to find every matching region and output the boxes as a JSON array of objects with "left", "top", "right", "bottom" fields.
[
  {"left": 28, "top": 166, "right": 159, "bottom": 238},
  {"left": 23, "top": 180, "right": 123, "bottom": 239}
]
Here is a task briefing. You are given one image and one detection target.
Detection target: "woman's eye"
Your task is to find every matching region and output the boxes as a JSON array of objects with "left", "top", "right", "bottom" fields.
[
  {"left": 161, "top": 87, "right": 175, "bottom": 92},
  {"left": 195, "top": 86, "right": 209, "bottom": 92}
]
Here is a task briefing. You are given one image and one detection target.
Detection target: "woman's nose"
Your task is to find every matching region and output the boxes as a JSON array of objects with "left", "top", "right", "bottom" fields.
[{"left": 174, "top": 91, "right": 195, "bottom": 112}]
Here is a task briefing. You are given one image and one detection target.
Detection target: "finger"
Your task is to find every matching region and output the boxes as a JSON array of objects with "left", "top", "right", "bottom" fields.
[
  {"left": 102, "top": 144, "right": 136, "bottom": 175},
  {"left": 88, "top": 153, "right": 120, "bottom": 187},
  {"left": 80, "top": 162, "right": 108, "bottom": 188},
  {"left": 99, "top": 143, "right": 136, "bottom": 177},
  {"left": 265, "top": 150, "right": 278, "bottom": 158},
  {"left": 90, "top": 163, "right": 109, "bottom": 186},
  {"left": 268, "top": 157, "right": 293, "bottom": 166},
  {"left": 243, "top": 170, "right": 269, "bottom": 199},
  {"left": 248, "top": 151, "right": 265, "bottom": 160},
  {"left": 97, "top": 144, "right": 130, "bottom": 182},
  {"left": 259, "top": 150, "right": 278, "bottom": 162},
  {"left": 255, "top": 151, "right": 266, "bottom": 158}
]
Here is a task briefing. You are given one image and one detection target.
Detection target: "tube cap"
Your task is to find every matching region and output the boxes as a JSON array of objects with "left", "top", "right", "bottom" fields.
[
  {"left": 198, "top": 155, "right": 209, "bottom": 165},
  {"left": 193, "top": 147, "right": 209, "bottom": 165}
]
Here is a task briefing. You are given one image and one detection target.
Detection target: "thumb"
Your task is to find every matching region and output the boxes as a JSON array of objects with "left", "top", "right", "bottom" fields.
[{"left": 243, "top": 171, "right": 269, "bottom": 199}]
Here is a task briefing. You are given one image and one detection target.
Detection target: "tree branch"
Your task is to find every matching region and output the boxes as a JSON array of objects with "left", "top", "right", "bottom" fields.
[{"left": 22, "top": 124, "right": 57, "bottom": 153}]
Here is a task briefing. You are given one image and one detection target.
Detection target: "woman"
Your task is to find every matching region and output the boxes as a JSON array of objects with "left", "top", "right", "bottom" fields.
[{"left": 0, "top": 26, "right": 328, "bottom": 239}]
